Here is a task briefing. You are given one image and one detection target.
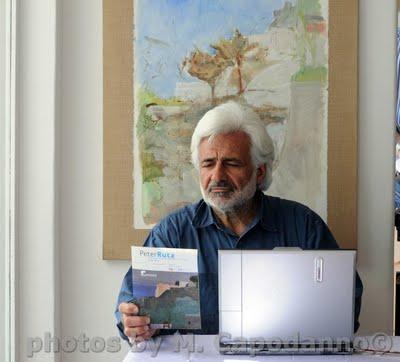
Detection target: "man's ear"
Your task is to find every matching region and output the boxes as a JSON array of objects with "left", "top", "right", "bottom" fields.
[{"left": 256, "top": 164, "right": 266, "bottom": 185}]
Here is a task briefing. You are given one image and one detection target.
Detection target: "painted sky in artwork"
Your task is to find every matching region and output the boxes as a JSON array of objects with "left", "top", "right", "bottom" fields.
[{"left": 135, "top": 0, "right": 293, "bottom": 98}]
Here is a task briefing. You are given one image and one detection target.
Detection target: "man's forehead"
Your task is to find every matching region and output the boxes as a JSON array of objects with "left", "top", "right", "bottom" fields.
[{"left": 199, "top": 132, "right": 251, "bottom": 158}]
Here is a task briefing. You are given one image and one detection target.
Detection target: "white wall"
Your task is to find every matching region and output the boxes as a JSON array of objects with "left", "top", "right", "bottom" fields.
[
  {"left": 16, "top": 0, "right": 397, "bottom": 361},
  {"left": 60, "top": 0, "right": 130, "bottom": 361},
  {"left": 17, "top": 0, "right": 59, "bottom": 361},
  {"left": 358, "top": 0, "right": 396, "bottom": 334},
  {"left": 0, "top": 0, "right": 6, "bottom": 359}
]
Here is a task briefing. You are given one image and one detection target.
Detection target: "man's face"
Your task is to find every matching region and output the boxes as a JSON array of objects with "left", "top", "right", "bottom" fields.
[{"left": 198, "top": 131, "right": 266, "bottom": 213}]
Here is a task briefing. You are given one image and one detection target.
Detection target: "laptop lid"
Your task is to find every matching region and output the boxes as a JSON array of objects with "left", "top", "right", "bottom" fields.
[{"left": 218, "top": 249, "right": 356, "bottom": 346}]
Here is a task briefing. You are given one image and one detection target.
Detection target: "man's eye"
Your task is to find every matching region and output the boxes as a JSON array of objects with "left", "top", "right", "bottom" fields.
[
  {"left": 226, "top": 162, "right": 241, "bottom": 167},
  {"left": 201, "top": 163, "right": 213, "bottom": 168}
]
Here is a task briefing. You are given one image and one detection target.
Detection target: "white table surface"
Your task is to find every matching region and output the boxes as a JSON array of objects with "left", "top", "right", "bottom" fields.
[{"left": 123, "top": 334, "right": 400, "bottom": 362}]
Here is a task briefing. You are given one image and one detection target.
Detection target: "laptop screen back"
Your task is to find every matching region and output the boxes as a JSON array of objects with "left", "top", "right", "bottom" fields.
[{"left": 218, "top": 249, "right": 356, "bottom": 343}]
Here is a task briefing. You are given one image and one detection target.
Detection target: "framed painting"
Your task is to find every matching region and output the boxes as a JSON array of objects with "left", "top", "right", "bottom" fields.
[{"left": 103, "top": 0, "right": 357, "bottom": 259}]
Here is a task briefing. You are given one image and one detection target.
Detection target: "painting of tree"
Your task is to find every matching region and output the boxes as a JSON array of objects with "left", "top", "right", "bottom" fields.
[
  {"left": 182, "top": 50, "right": 228, "bottom": 104},
  {"left": 212, "top": 29, "right": 260, "bottom": 95}
]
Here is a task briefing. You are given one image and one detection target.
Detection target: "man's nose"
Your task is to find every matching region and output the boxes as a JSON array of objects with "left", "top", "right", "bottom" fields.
[{"left": 211, "top": 163, "right": 227, "bottom": 182}]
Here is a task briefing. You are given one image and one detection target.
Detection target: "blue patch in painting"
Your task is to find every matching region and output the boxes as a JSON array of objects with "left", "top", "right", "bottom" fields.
[{"left": 132, "top": 284, "right": 157, "bottom": 298}]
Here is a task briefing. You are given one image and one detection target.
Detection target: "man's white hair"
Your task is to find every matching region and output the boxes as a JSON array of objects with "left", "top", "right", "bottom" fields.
[{"left": 191, "top": 101, "right": 275, "bottom": 191}]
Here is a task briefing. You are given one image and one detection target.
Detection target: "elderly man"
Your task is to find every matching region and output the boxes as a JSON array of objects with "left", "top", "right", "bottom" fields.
[{"left": 116, "top": 101, "right": 363, "bottom": 343}]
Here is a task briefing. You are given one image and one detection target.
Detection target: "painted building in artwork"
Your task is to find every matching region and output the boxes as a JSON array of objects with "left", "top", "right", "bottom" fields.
[{"left": 248, "top": 28, "right": 296, "bottom": 62}]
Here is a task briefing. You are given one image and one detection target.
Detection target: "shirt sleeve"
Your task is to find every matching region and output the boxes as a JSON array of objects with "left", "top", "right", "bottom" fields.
[
  {"left": 115, "top": 267, "right": 133, "bottom": 343},
  {"left": 114, "top": 222, "right": 178, "bottom": 342},
  {"left": 304, "top": 210, "right": 364, "bottom": 333}
]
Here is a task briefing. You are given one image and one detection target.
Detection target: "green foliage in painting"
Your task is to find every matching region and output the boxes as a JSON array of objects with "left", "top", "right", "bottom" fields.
[
  {"left": 294, "top": 0, "right": 326, "bottom": 75},
  {"left": 141, "top": 152, "right": 164, "bottom": 182},
  {"left": 136, "top": 106, "right": 155, "bottom": 137},
  {"left": 136, "top": 87, "right": 187, "bottom": 187},
  {"left": 137, "top": 87, "right": 184, "bottom": 107},
  {"left": 292, "top": 66, "right": 327, "bottom": 82},
  {"left": 296, "top": 0, "right": 321, "bottom": 16}
]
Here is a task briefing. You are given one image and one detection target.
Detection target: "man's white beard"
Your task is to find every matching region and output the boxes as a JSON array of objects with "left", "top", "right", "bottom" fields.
[{"left": 200, "top": 171, "right": 257, "bottom": 214}]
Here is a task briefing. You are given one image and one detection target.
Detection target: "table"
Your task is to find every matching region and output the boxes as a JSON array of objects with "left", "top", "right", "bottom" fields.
[{"left": 123, "top": 334, "right": 400, "bottom": 361}]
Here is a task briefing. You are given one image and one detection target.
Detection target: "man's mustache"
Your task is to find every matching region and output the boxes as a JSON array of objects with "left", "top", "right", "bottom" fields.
[{"left": 207, "top": 181, "right": 234, "bottom": 192}]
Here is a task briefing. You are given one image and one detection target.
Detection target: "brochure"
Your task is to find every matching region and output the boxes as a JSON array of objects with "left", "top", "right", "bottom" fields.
[{"left": 131, "top": 246, "right": 201, "bottom": 330}]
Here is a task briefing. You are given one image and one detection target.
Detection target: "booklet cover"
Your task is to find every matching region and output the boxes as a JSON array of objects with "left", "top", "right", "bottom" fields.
[{"left": 131, "top": 246, "right": 201, "bottom": 330}]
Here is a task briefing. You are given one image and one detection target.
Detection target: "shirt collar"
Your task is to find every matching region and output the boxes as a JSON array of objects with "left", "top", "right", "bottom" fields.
[
  {"left": 191, "top": 200, "right": 215, "bottom": 228},
  {"left": 191, "top": 191, "right": 279, "bottom": 232},
  {"left": 258, "top": 191, "right": 279, "bottom": 232}
]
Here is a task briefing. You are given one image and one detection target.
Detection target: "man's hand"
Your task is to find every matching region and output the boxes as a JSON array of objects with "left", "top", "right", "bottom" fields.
[{"left": 118, "top": 302, "right": 157, "bottom": 342}]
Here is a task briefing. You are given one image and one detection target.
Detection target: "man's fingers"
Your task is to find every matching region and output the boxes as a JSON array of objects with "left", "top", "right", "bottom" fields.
[
  {"left": 119, "top": 302, "right": 153, "bottom": 341},
  {"left": 118, "top": 302, "right": 139, "bottom": 315},
  {"left": 134, "top": 329, "right": 157, "bottom": 342},
  {"left": 124, "top": 325, "right": 150, "bottom": 338},
  {"left": 123, "top": 315, "right": 150, "bottom": 328}
]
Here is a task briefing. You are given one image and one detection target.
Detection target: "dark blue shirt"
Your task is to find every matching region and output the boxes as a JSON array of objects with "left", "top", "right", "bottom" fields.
[{"left": 115, "top": 192, "right": 363, "bottom": 340}]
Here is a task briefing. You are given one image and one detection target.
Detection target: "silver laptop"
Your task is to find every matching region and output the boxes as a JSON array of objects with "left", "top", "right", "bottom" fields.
[{"left": 218, "top": 249, "right": 356, "bottom": 355}]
